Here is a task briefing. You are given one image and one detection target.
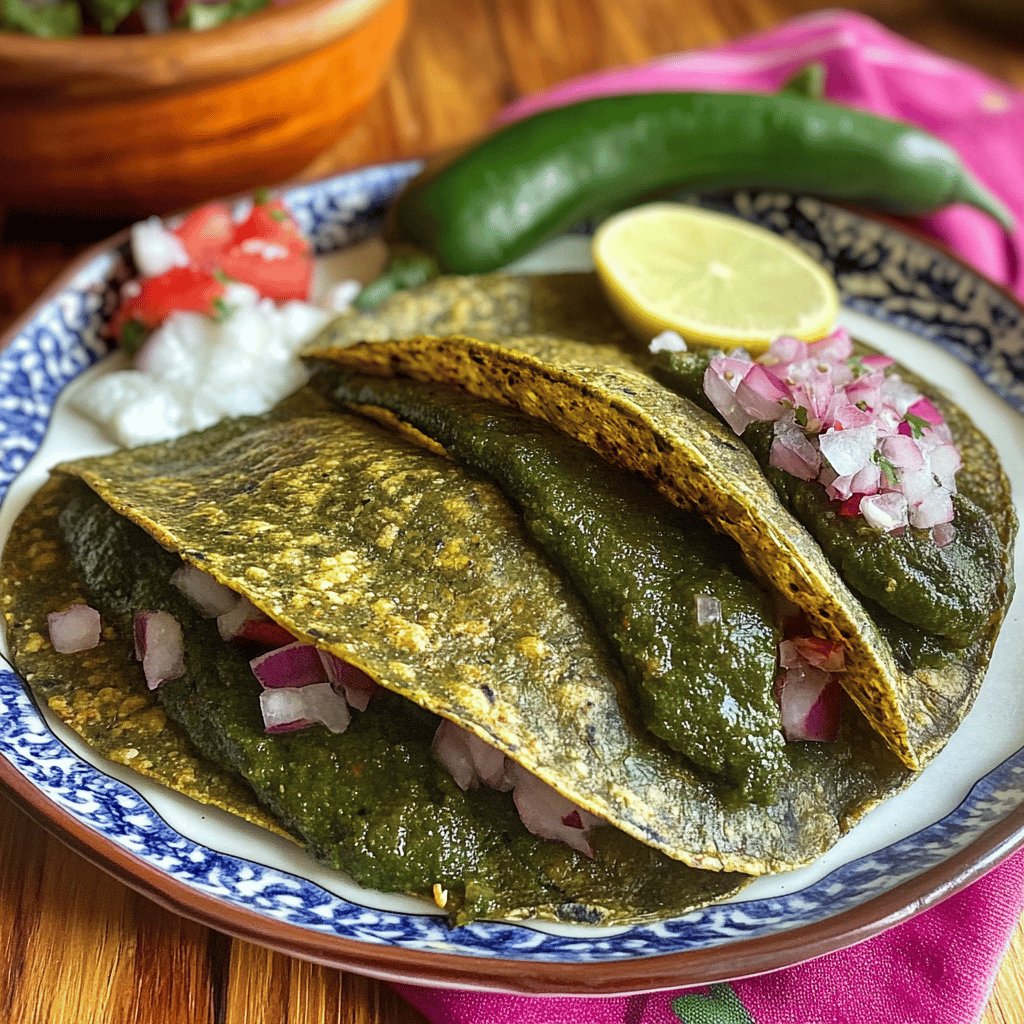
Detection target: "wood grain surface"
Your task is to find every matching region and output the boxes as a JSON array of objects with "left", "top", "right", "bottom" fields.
[{"left": 2, "top": 1, "right": 1023, "bottom": 1021}]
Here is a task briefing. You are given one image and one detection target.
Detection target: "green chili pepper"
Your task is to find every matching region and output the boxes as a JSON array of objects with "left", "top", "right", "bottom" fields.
[{"left": 393, "top": 92, "right": 1013, "bottom": 275}]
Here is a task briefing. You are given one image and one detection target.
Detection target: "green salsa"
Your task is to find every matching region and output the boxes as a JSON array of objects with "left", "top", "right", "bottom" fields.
[
  {"left": 49, "top": 477, "right": 745, "bottom": 924},
  {"left": 651, "top": 348, "right": 1006, "bottom": 651},
  {"left": 316, "top": 369, "right": 785, "bottom": 801}
]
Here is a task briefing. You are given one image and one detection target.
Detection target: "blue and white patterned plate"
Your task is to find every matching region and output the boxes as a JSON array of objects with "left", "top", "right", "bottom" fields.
[{"left": 1, "top": 163, "right": 1022, "bottom": 995}]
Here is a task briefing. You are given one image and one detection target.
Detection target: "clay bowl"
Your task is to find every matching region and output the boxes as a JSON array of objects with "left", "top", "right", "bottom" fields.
[{"left": 0, "top": 0, "right": 408, "bottom": 217}]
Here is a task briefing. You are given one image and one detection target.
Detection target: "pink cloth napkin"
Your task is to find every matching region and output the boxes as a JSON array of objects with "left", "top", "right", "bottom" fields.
[
  {"left": 396, "top": 12, "right": 1024, "bottom": 1023},
  {"left": 397, "top": 852, "right": 1024, "bottom": 1023},
  {"left": 498, "top": 10, "right": 1023, "bottom": 298}
]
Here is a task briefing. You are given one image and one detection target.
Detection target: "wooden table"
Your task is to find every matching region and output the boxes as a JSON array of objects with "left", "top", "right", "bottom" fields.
[{"left": 2, "top": 1, "right": 1023, "bottom": 1020}]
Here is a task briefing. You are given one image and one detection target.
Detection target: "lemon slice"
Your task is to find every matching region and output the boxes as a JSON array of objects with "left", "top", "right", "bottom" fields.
[{"left": 593, "top": 203, "right": 839, "bottom": 353}]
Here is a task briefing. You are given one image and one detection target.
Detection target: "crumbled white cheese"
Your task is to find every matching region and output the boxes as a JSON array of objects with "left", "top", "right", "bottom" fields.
[{"left": 73, "top": 299, "right": 330, "bottom": 448}]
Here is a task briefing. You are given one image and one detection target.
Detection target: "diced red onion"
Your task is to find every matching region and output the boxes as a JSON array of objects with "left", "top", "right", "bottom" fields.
[
  {"left": 788, "top": 636, "right": 846, "bottom": 672},
  {"left": 170, "top": 564, "right": 238, "bottom": 618},
  {"left": 238, "top": 620, "right": 296, "bottom": 647},
  {"left": 788, "top": 370, "right": 835, "bottom": 430},
  {"left": 928, "top": 443, "right": 962, "bottom": 490},
  {"left": 695, "top": 594, "right": 722, "bottom": 626},
  {"left": 133, "top": 611, "right": 185, "bottom": 690},
  {"left": 764, "top": 335, "right": 807, "bottom": 366},
  {"left": 733, "top": 364, "right": 790, "bottom": 422},
  {"left": 769, "top": 423, "right": 821, "bottom": 481},
  {"left": 217, "top": 597, "right": 259, "bottom": 640},
  {"left": 860, "top": 353, "right": 894, "bottom": 372},
  {"left": 806, "top": 327, "right": 853, "bottom": 363},
  {"left": 217, "top": 598, "right": 292, "bottom": 646},
  {"left": 317, "top": 651, "right": 379, "bottom": 711},
  {"left": 909, "top": 487, "right": 954, "bottom": 529},
  {"left": 250, "top": 641, "right": 325, "bottom": 689},
  {"left": 508, "top": 765, "right": 600, "bottom": 858},
  {"left": 849, "top": 462, "right": 881, "bottom": 497},
  {"left": 819, "top": 425, "right": 877, "bottom": 476},
  {"left": 843, "top": 370, "right": 884, "bottom": 411},
  {"left": 701, "top": 331, "right": 961, "bottom": 544},
  {"left": 906, "top": 396, "right": 944, "bottom": 426},
  {"left": 260, "top": 683, "right": 349, "bottom": 735},
  {"left": 932, "top": 521, "right": 957, "bottom": 548},
  {"left": 47, "top": 604, "right": 102, "bottom": 654},
  {"left": 838, "top": 495, "right": 863, "bottom": 517},
  {"left": 879, "top": 434, "right": 925, "bottom": 473},
  {"left": 777, "top": 668, "right": 843, "bottom": 742},
  {"left": 832, "top": 403, "right": 874, "bottom": 430},
  {"left": 880, "top": 375, "right": 921, "bottom": 416},
  {"left": 703, "top": 357, "right": 758, "bottom": 436},
  {"left": 860, "top": 492, "right": 909, "bottom": 532},
  {"left": 431, "top": 720, "right": 513, "bottom": 792},
  {"left": 431, "top": 720, "right": 479, "bottom": 791},
  {"left": 900, "top": 466, "right": 939, "bottom": 505}
]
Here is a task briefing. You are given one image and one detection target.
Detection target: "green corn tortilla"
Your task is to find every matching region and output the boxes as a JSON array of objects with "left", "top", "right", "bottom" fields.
[
  {"left": 3, "top": 473, "right": 746, "bottom": 925},
  {"left": 4, "top": 406, "right": 932, "bottom": 877}
]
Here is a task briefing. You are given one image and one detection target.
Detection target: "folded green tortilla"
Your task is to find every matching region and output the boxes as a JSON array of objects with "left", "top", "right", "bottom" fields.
[
  {"left": 2, "top": 419, "right": 749, "bottom": 925},
  {"left": 306, "top": 320, "right": 1015, "bottom": 771},
  {"left": 2, "top": 271, "right": 1014, "bottom": 926}
]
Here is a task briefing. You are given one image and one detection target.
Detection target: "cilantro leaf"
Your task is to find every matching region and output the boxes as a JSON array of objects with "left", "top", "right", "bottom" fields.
[
  {"left": 873, "top": 451, "right": 899, "bottom": 486},
  {"left": 119, "top": 319, "right": 148, "bottom": 360},
  {"left": 904, "top": 412, "right": 930, "bottom": 439}
]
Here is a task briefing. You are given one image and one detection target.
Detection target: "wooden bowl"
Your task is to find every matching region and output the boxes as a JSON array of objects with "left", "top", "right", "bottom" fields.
[{"left": 0, "top": 0, "right": 408, "bottom": 217}]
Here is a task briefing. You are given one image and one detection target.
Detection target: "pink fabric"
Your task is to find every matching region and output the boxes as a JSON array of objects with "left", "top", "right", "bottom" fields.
[
  {"left": 397, "top": 852, "right": 1024, "bottom": 1023},
  {"left": 498, "top": 10, "right": 1023, "bottom": 299},
  {"left": 396, "top": 13, "right": 1024, "bottom": 1023}
]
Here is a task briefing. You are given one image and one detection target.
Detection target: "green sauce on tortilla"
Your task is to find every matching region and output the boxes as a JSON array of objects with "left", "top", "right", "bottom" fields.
[
  {"left": 315, "top": 369, "right": 786, "bottom": 801},
  {"left": 2, "top": 474, "right": 746, "bottom": 925}
]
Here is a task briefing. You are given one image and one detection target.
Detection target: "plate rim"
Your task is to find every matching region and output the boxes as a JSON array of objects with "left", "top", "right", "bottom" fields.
[{"left": 1, "top": 164, "right": 1023, "bottom": 995}]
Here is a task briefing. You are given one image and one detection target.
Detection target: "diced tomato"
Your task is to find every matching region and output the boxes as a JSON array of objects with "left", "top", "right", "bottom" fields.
[
  {"left": 232, "top": 196, "right": 310, "bottom": 256},
  {"left": 219, "top": 242, "right": 313, "bottom": 302},
  {"left": 838, "top": 495, "right": 863, "bottom": 518},
  {"left": 174, "top": 203, "right": 234, "bottom": 270},
  {"left": 109, "top": 267, "right": 226, "bottom": 341},
  {"left": 236, "top": 619, "right": 297, "bottom": 649}
]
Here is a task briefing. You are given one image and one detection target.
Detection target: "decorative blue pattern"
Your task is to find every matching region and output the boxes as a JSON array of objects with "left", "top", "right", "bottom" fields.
[{"left": 1, "top": 165, "right": 1022, "bottom": 965}]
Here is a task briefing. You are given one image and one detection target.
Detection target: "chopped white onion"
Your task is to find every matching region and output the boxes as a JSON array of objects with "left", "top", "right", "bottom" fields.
[
  {"left": 695, "top": 594, "right": 722, "bottom": 626},
  {"left": 130, "top": 217, "right": 189, "bottom": 278},
  {"left": 260, "top": 684, "right": 350, "bottom": 735},
  {"left": 47, "top": 604, "right": 102, "bottom": 654},
  {"left": 170, "top": 564, "right": 238, "bottom": 617},
  {"left": 133, "top": 611, "right": 185, "bottom": 690}
]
